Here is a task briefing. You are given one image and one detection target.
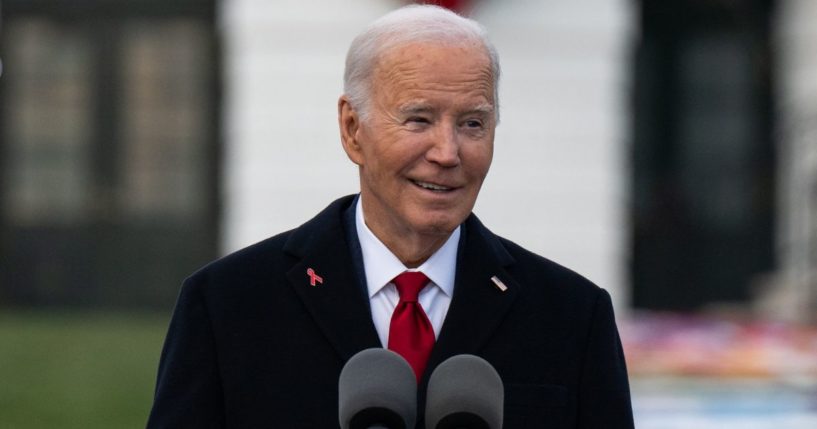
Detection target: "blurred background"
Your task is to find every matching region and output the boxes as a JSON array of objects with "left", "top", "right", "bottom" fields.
[{"left": 0, "top": 0, "right": 815, "bottom": 427}]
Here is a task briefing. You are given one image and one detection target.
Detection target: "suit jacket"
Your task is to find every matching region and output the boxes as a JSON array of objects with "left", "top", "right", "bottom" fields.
[{"left": 147, "top": 195, "right": 634, "bottom": 428}]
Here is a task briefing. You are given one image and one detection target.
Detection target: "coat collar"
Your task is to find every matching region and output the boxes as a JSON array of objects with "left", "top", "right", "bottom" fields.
[{"left": 282, "top": 195, "right": 521, "bottom": 370}]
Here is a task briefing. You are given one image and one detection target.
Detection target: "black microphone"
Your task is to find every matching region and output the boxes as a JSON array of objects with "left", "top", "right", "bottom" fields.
[
  {"left": 339, "top": 348, "right": 417, "bottom": 429},
  {"left": 425, "top": 355, "right": 504, "bottom": 429}
]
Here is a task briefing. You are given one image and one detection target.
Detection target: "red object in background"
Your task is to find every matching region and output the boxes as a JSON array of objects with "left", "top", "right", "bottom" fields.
[{"left": 415, "top": 0, "right": 472, "bottom": 14}]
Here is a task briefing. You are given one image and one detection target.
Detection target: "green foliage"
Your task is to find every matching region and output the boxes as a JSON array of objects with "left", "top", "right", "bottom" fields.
[{"left": 0, "top": 311, "right": 169, "bottom": 429}]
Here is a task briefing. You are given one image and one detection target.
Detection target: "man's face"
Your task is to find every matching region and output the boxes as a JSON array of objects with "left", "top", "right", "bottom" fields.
[{"left": 341, "top": 41, "right": 496, "bottom": 241}]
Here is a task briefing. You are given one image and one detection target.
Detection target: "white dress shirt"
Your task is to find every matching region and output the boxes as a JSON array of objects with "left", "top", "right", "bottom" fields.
[{"left": 355, "top": 198, "right": 459, "bottom": 347}]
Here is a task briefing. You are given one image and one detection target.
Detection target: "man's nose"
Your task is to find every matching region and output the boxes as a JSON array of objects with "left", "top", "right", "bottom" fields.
[{"left": 425, "top": 124, "right": 461, "bottom": 167}]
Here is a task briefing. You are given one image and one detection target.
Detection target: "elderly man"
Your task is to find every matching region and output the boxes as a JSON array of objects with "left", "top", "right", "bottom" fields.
[{"left": 147, "top": 5, "right": 633, "bottom": 428}]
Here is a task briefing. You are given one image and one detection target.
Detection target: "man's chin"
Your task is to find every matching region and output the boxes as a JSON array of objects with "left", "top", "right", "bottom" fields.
[{"left": 411, "top": 217, "right": 464, "bottom": 237}]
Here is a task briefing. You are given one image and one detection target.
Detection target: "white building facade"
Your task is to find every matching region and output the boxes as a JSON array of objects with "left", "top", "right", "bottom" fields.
[{"left": 220, "top": 0, "right": 635, "bottom": 311}]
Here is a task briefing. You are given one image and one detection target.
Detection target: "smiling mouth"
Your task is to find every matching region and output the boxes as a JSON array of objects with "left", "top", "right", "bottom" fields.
[{"left": 411, "top": 179, "right": 455, "bottom": 192}]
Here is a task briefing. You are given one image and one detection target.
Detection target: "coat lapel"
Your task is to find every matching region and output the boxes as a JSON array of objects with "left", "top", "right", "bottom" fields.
[
  {"left": 425, "top": 215, "right": 520, "bottom": 375},
  {"left": 283, "top": 196, "right": 381, "bottom": 362}
]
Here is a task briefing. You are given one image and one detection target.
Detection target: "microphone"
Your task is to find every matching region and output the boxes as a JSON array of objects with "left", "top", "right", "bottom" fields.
[
  {"left": 339, "top": 348, "right": 417, "bottom": 429},
  {"left": 425, "top": 355, "right": 504, "bottom": 429}
]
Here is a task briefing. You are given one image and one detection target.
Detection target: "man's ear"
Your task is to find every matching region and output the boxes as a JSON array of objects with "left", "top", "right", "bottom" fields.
[{"left": 338, "top": 96, "right": 365, "bottom": 166}]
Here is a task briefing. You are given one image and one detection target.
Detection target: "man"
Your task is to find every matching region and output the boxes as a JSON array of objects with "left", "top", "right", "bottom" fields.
[{"left": 147, "top": 5, "right": 634, "bottom": 428}]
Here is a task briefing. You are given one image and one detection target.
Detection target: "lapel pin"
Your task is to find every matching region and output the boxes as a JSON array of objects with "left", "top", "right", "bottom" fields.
[
  {"left": 490, "top": 276, "right": 508, "bottom": 292},
  {"left": 306, "top": 268, "right": 324, "bottom": 286}
]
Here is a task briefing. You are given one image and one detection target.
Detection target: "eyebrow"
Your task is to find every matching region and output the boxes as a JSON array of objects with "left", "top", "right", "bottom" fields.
[
  {"left": 465, "top": 103, "right": 495, "bottom": 116},
  {"left": 397, "top": 102, "right": 495, "bottom": 116},
  {"left": 397, "top": 102, "right": 435, "bottom": 115}
]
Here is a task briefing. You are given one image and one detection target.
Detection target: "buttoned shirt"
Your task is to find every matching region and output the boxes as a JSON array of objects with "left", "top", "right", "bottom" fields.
[{"left": 355, "top": 198, "right": 459, "bottom": 347}]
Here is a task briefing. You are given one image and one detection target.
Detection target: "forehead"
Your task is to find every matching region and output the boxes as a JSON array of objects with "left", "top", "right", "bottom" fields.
[{"left": 371, "top": 41, "right": 495, "bottom": 105}]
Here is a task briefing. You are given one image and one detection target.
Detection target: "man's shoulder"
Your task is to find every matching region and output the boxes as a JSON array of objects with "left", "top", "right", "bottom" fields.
[
  {"left": 501, "top": 236, "right": 596, "bottom": 287},
  {"left": 186, "top": 195, "right": 356, "bottom": 286},
  {"left": 468, "top": 218, "right": 604, "bottom": 301},
  {"left": 184, "top": 228, "right": 295, "bottom": 289}
]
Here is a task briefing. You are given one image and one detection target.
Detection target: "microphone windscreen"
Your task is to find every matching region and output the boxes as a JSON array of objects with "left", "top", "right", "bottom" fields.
[
  {"left": 425, "top": 354, "right": 504, "bottom": 429},
  {"left": 339, "top": 348, "right": 417, "bottom": 429}
]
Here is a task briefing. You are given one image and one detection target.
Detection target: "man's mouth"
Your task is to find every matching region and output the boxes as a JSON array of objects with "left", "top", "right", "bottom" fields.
[{"left": 411, "top": 179, "right": 454, "bottom": 192}]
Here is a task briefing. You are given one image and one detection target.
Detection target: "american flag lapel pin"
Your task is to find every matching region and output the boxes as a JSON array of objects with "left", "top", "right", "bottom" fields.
[
  {"left": 490, "top": 275, "right": 508, "bottom": 292},
  {"left": 306, "top": 268, "right": 324, "bottom": 286}
]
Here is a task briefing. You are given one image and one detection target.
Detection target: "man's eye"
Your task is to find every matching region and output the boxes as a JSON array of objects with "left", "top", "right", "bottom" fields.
[
  {"left": 408, "top": 117, "right": 430, "bottom": 124},
  {"left": 464, "top": 119, "right": 483, "bottom": 128}
]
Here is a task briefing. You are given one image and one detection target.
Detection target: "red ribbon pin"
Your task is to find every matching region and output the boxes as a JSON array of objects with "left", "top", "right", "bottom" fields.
[{"left": 306, "top": 268, "right": 323, "bottom": 286}]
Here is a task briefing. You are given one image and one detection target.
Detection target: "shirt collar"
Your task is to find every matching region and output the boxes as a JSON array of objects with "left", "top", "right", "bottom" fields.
[{"left": 355, "top": 197, "right": 459, "bottom": 298}]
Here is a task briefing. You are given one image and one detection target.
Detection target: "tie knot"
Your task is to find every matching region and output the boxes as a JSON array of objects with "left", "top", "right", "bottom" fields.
[{"left": 392, "top": 271, "right": 429, "bottom": 302}]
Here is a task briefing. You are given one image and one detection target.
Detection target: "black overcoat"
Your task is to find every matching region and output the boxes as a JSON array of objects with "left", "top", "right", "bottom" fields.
[{"left": 147, "top": 195, "right": 634, "bottom": 428}]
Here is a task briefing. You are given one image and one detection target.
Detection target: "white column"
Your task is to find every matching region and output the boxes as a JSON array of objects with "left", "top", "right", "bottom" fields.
[
  {"left": 220, "top": 0, "right": 396, "bottom": 250},
  {"left": 767, "top": 0, "right": 817, "bottom": 322},
  {"left": 472, "top": 0, "right": 634, "bottom": 311}
]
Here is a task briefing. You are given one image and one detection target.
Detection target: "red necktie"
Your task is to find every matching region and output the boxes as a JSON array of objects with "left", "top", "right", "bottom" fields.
[{"left": 388, "top": 271, "right": 435, "bottom": 381}]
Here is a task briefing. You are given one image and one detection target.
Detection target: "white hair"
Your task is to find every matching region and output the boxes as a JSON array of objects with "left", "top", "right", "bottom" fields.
[{"left": 343, "top": 4, "right": 501, "bottom": 122}]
